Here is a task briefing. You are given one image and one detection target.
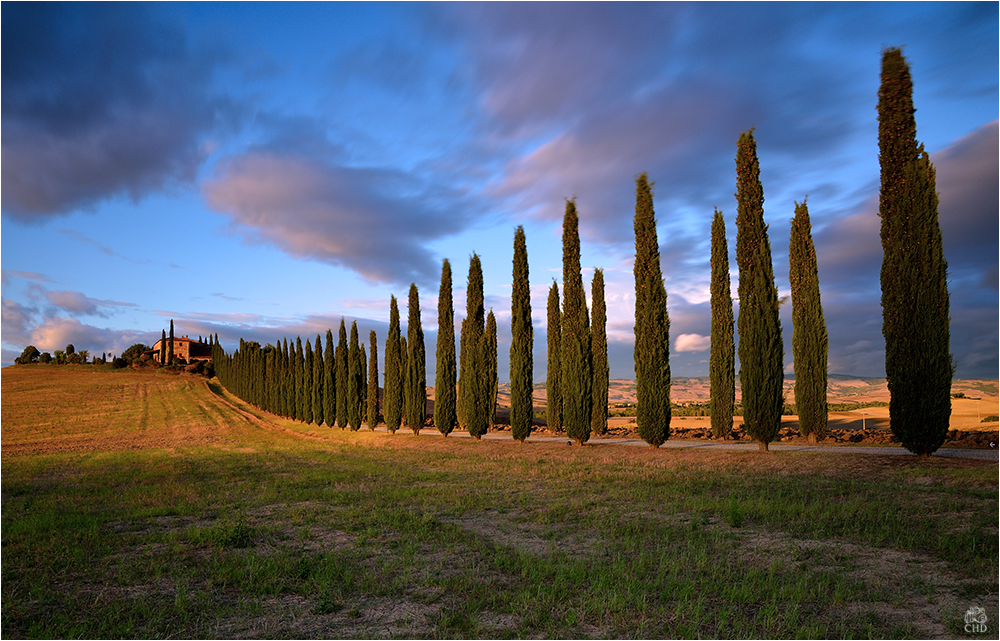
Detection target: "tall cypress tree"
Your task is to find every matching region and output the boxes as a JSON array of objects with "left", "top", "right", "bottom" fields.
[
  {"left": 295, "top": 337, "right": 305, "bottom": 422},
  {"left": 546, "top": 282, "right": 562, "bottom": 434},
  {"left": 633, "top": 174, "right": 671, "bottom": 447},
  {"left": 561, "top": 199, "right": 592, "bottom": 445},
  {"left": 486, "top": 309, "right": 498, "bottom": 429},
  {"left": 399, "top": 336, "right": 408, "bottom": 428},
  {"left": 281, "top": 338, "right": 291, "bottom": 418},
  {"left": 461, "top": 255, "right": 488, "bottom": 439},
  {"left": 710, "top": 208, "right": 736, "bottom": 439},
  {"left": 360, "top": 342, "right": 368, "bottom": 422},
  {"left": 368, "top": 330, "right": 380, "bottom": 430},
  {"left": 336, "top": 320, "right": 349, "bottom": 428},
  {"left": 324, "top": 329, "right": 335, "bottom": 426},
  {"left": 735, "top": 130, "right": 783, "bottom": 451},
  {"left": 590, "top": 268, "right": 608, "bottom": 436},
  {"left": 385, "top": 297, "right": 403, "bottom": 433},
  {"left": 510, "top": 225, "right": 534, "bottom": 443},
  {"left": 878, "top": 48, "right": 951, "bottom": 456},
  {"left": 303, "top": 338, "right": 314, "bottom": 424},
  {"left": 313, "top": 335, "right": 324, "bottom": 425},
  {"left": 790, "top": 200, "right": 828, "bottom": 443},
  {"left": 168, "top": 320, "right": 175, "bottom": 366},
  {"left": 405, "top": 284, "right": 426, "bottom": 434},
  {"left": 435, "top": 260, "right": 457, "bottom": 436},
  {"left": 159, "top": 329, "right": 166, "bottom": 365},
  {"left": 348, "top": 322, "right": 362, "bottom": 430}
]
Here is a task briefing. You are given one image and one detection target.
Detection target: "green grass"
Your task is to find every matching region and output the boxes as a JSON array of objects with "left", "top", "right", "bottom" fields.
[{"left": 2, "top": 368, "right": 997, "bottom": 638}]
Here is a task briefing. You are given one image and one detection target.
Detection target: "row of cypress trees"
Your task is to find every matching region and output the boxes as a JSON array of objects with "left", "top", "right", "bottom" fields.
[
  {"left": 212, "top": 321, "right": 377, "bottom": 431},
  {"left": 215, "top": 48, "right": 948, "bottom": 456}
]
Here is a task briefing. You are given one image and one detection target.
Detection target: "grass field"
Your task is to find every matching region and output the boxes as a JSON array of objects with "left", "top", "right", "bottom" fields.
[{"left": 2, "top": 366, "right": 997, "bottom": 638}]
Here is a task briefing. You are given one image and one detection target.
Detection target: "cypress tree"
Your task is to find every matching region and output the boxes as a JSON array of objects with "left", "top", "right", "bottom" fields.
[
  {"left": 590, "top": 268, "right": 608, "bottom": 436},
  {"left": 510, "top": 225, "right": 534, "bottom": 443},
  {"left": 399, "top": 336, "right": 408, "bottom": 428},
  {"left": 546, "top": 282, "right": 562, "bottom": 434},
  {"left": 360, "top": 343, "right": 368, "bottom": 419},
  {"left": 710, "top": 208, "right": 736, "bottom": 439},
  {"left": 348, "top": 322, "right": 362, "bottom": 430},
  {"left": 486, "top": 309, "right": 498, "bottom": 429},
  {"left": 336, "top": 320, "right": 348, "bottom": 428},
  {"left": 281, "top": 338, "right": 291, "bottom": 418},
  {"left": 367, "top": 330, "right": 380, "bottom": 429},
  {"left": 295, "top": 337, "right": 305, "bottom": 421},
  {"left": 159, "top": 329, "right": 166, "bottom": 365},
  {"left": 735, "top": 130, "right": 784, "bottom": 451},
  {"left": 405, "top": 284, "right": 426, "bottom": 434},
  {"left": 878, "top": 48, "right": 951, "bottom": 456},
  {"left": 633, "top": 173, "right": 671, "bottom": 447},
  {"left": 168, "top": 320, "right": 175, "bottom": 366},
  {"left": 385, "top": 296, "right": 403, "bottom": 433},
  {"left": 790, "top": 200, "right": 828, "bottom": 443},
  {"left": 561, "top": 199, "right": 592, "bottom": 445},
  {"left": 324, "top": 329, "right": 335, "bottom": 426},
  {"left": 303, "top": 338, "right": 314, "bottom": 424},
  {"left": 461, "top": 255, "right": 488, "bottom": 439},
  {"left": 435, "top": 260, "right": 457, "bottom": 436},
  {"left": 313, "top": 335, "right": 324, "bottom": 425}
]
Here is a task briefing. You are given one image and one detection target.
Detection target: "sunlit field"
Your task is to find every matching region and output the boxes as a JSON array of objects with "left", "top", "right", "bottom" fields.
[{"left": 2, "top": 366, "right": 997, "bottom": 638}]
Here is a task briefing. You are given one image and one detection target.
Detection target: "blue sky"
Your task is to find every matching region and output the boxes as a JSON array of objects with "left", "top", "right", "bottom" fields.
[{"left": 2, "top": 1, "right": 997, "bottom": 382}]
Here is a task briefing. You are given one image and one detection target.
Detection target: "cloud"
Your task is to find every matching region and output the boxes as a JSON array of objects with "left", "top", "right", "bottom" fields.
[
  {"left": 203, "top": 151, "right": 476, "bottom": 287},
  {"left": 1, "top": 3, "right": 231, "bottom": 219},
  {"left": 675, "top": 334, "right": 711, "bottom": 353},
  {"left": 45, "top": 290, "right": 136, "bottom": 318}
]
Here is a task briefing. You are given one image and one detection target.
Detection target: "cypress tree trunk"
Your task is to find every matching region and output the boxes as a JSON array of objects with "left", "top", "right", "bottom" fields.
[
  {"left": 313, "top": 335, "right": 324, "bottom": 425},
  {"left": 633, "top": 174, "right": 671, "bottom": 447},
  {"left": 590, "top": 268, "right": 608, "bottom": 436},
  {"left": 405, "top": 284, "right": 426, "bottom": 434},
  {"left": 348, "top": 322, "right": 362, "bottom": 431},
  {"left": 486, "top": 309, "right": 498, "bottom": 429},
  {"left": 878, "top": 48, "right": 951, "bottom": 456},
  {"left": 510, "top": 226, "right": 534, "bottom": 443},
  {"left": 324, "top": 330, "right": 335, "bottom": 426},
  {"left": 435, "top": 260, "right": 457, "bottom": 436},
  {"left": 789, "top": 200, "right": 828, "bottom": 443},
  {"left": 735, "top": 130, "right": 783, "bottom": 452},
  {"left": 303, "top": 338, "right": 314, "bottom": 424},
  {"left": 710, "top": 208, "right": 735, "bottom": 439},
  {"left": 368, "top": 330, "right": 380, "bottom": 429},
  {"left": 385, "top": 296, "right": 402, "bottom": 433},
  {"left": 336, "top": 320, "right": 348, "bottom": 428},
  {"left": 546, "top": 282, "right": 562, "bottom": 434},
  {"left": 461, "top": 255, "right": 488, "bottom": 439},
  {"left": 561, "top": 199, "right": 592, "bottom": 445}
]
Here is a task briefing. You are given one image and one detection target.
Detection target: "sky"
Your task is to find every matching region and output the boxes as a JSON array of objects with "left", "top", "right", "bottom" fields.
[{"left": 2, "top": 1, "right": 997, "bottom": 383}]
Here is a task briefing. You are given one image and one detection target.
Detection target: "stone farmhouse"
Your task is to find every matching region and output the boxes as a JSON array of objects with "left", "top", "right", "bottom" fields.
[{"left": 147, "top": 336, "right": 212, "bottom": 364}]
